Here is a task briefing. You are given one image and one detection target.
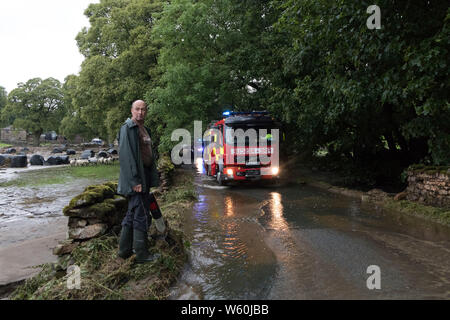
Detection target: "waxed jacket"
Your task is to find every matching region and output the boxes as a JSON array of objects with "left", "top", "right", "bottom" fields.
[{"left": 117, "top": 118, "right": 160, "bottom": 196}]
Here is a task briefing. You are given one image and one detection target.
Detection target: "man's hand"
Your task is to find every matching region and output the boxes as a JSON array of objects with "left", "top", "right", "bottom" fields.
[{"left": 132, "top": 184, "right": 142, "bottom": 193}]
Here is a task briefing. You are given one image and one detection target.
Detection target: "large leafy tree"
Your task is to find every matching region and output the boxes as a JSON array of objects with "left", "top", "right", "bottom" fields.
[
  {"left": 267, "top": 0, "right": 449, "bottom": 183},
  {"left": 147, "top": 0, "right": 279, "bottom": 153},
  {"left": 3, "top": 78, "right": 65, "bottom": 146},
  {"left": 72, "top": 0, "right": 164, "bottom": 142}
]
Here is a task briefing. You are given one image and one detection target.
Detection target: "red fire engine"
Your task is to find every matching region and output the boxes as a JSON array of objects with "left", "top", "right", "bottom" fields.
[{"left": 202, "top": 111, "right": 280, "bottom": 185}]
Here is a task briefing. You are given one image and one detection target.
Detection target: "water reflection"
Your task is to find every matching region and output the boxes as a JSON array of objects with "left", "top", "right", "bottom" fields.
[
  {"left": 268, "top": 192, "right": 289, "bottom": 231},
  {"left": 177, "top": 182, "right": 276, "bottom": 299},
  {"left": 224, "top": 196, "right": 234, "bottom": 217},
  {"left": 195, "top": 157, "right": 205, "bottom": 174}
]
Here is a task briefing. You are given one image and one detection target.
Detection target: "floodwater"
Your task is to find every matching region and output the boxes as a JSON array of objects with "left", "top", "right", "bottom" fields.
[
  {"left": 1, "top": 162, "right": 449, "bottom": 299},
  {"left": 170, "top": 160, "right": 450, "bottom": 300},
  {"left": 0, "top": 166, "right": 112, "bottom": 248}
]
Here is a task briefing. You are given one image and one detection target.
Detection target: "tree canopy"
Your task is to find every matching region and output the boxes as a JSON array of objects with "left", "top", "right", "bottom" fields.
[
  {"left": 3, "top": 78, "right": 64, "bottom": 146},
  {"left": 147, "top": 0, "right": 449, "bottom": 185},
  {"left": 62, "top": 0, "right": 164, "bottom": 142},
  {"left": 147, "top": 0, "right": 281, "bottom": 152},
  {"left": 267, "top": 0, "right": 450, "bottom": 178},
  {"left": 1, "top": 0, "right": 448, "bottom": 185}
]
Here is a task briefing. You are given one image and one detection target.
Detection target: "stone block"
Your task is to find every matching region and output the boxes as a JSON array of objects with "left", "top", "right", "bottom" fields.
[{"left": 69, "top": 224, "right": 108, "bottom": 240}]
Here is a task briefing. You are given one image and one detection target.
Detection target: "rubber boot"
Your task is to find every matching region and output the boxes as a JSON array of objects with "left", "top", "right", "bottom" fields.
[
  {"left": 133, "top": 229, "right": 160, "bottom": 264},
  {"left": 117, "top": 225, "right": 133, "bottom": 259}
]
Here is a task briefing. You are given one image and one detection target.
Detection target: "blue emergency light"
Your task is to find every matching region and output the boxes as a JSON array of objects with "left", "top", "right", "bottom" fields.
[{"left": 222, "top": 110, "right": 270, "bottom": 118}]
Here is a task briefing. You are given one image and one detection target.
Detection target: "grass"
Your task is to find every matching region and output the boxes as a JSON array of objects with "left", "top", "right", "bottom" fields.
[
  {"left": 10, "top": 168, "right": 197, "bottom": 300},
  {"left": 384, "top": 198, "right": 450, "bottom": 226},
  {"left": 0, "top": 142, "right": 13, "bottom": 148},
  {"left": 0, "top": 164, "right": 120, "bottom": 187}
]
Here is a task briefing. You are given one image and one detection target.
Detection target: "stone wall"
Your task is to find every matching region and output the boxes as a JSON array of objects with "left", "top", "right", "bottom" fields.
[
  {"left": 53, "top": 181, "right": 128, "bottom": 260},
  {"left": 1, "top": 126, "right": 27, "bottom": 143},
  {"left": 406, "top": 165, "right": 450, "bottom": 208}
]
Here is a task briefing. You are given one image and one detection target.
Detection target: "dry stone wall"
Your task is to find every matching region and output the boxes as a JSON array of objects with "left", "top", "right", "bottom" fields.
[
  {"left": 53, "top": 181, "right": 128, "bottom": 258},
  {"left": 406, "top": 165, "right": 450, "bottom": 208}
]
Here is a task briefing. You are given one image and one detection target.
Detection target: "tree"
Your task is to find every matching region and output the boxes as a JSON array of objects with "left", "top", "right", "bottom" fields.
[
  {"left": 4, "top": 78, "right": 65, "bottom": 146},
  {"left": 266, "top": 0, "right": 449, "bottom": 184},
  {"left": 59, "top": 75, "right": 95, "bottom": 141},
  {"left": 0, "top": 86, "right": 7, "bottom": 127},
  {"left": 71, "top": 0, "right": 164, "bottom": 142},
  {"left": 147, "top": 0, "right": 280, "bottom": 153}
]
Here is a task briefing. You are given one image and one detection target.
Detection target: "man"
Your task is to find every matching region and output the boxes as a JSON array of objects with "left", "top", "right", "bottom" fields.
[{"left": 117, "top": 100, "right": 166, "bottom": 263}]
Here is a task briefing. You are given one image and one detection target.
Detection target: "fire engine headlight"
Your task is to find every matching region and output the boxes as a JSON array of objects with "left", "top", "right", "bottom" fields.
[
  {"left": 226, "top": 168, "right": 233, "bottom": 176},
  {"left": 271, "top": 167, "right": 279, "bottom": 175}
]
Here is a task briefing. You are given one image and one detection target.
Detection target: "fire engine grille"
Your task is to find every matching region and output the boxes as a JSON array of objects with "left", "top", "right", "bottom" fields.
[{"left": 245, "top": 169, "right": 260, "bottom": 176}]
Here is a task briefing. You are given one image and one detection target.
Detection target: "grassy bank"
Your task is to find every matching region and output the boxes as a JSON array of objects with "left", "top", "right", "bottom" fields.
[
  {"left": 383, "top": 199, "right": 450, "bottom": 227},
  {"left": 0, "top": 164, "right": 120, "bottom": 187},
  {"left": 10, "top": 168, "right": 196, "bottom": 300}
]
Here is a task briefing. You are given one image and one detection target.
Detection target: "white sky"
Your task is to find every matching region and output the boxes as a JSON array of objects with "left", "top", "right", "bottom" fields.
[{"left": 0, "top": 0, "right": 99, "bottom": 93}]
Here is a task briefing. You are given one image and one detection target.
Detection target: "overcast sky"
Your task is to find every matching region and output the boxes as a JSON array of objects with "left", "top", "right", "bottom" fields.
[{"left": 0, "top": 0, "right": 99, "bottom": 93}]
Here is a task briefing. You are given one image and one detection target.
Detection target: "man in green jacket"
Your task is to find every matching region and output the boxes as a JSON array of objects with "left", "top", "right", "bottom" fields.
[{"left": 117, "top": 100, "right": 166, "bottom": 263}]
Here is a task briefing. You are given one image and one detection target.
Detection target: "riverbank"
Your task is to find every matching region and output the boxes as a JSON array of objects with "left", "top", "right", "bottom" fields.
[
  {"left": 6, "top": 167, "right": 196, "bottom": 300},
  {"left": 286, "top": 158, "right": 450, "bottom": 227}
]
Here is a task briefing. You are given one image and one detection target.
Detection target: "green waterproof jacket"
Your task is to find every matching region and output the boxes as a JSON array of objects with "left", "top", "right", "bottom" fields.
[{"left": 117, "top": 118, "right": 160, "bottom": 196}]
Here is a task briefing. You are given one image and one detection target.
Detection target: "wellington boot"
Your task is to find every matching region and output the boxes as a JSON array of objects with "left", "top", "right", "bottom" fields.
[
  {"left": 117, "top": 225, "right": 133, "bottom": 259},
  {"left": 133, "top": 229, "right": 160, "bottom": 264}
]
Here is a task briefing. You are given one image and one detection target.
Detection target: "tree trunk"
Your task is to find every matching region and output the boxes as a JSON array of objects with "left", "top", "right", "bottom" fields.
[{"left": 33, "top": 132, "right": 41, "bottom": 147}]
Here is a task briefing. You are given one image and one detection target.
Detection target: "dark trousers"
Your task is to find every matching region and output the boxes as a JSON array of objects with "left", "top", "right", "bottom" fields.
[
  {"left": 121, "top": 192, "right": 162, "bottom": 232},
  {"left": 121, "top": 166, "right": 162, "bottom": 232}
]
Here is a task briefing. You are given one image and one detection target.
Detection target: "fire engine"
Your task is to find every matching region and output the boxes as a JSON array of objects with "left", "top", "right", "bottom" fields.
[{"left": 202, "top": 111, "right": 281, "bottom": 185}]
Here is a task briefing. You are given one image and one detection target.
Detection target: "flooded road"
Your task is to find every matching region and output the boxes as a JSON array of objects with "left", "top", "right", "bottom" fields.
[{"left": 171, "top": 162, "right": 450, "bottom": 300}]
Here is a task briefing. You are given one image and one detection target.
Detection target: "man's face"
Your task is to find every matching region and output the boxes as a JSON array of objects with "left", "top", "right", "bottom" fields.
[{"left": 131, "top": 102, "right": 147, "bottom": 123}]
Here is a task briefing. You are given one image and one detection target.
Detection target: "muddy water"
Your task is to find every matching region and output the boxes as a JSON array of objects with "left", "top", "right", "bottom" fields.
[
  {"left": 170, "top": 162, "right": 450, "bottom": 300},
  {"left": 0, "top": 167, "right": 113, "bottom": 248}
]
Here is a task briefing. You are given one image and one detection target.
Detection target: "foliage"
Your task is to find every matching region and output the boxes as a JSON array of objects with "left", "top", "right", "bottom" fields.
[
  {"left": 3, "top": 0, "right": 447, "bottom": 184},
  {"left": 267, "top": 0, "right": 449, "bottom": 179},
  {"left": 1, "top": 78, "right": 65, "bottom": 145},
  {"left": 384, "top": 199, "right": 450, "bottom": 226},
  {"left": 67, "top": 0, "right": 164, "bottom": 142},
  {"left": 0, "top": 86, "right": 7, "bottom": 127},
  {"left": 59, "top": 75, "right": 95, "bottom": 141},
  {"left": 147, "top": 0, "right": 280, "bottom": 153}
]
